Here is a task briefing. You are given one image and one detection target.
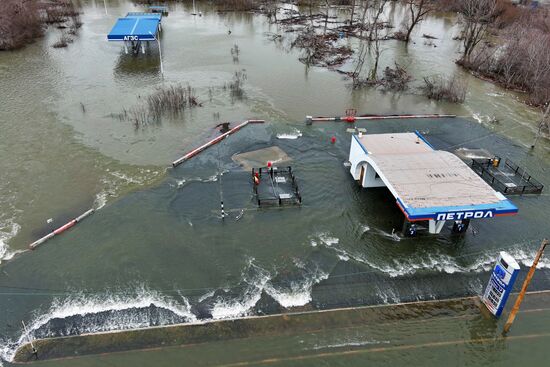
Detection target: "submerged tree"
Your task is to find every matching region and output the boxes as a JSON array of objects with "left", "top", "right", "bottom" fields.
[
  {"left": 368, "top": 0, "right": 389, "bottom": 81},
  {"left": 351, "top": 0, "right": 389, "bottom": 87},
  {"left": 402, "top": 0, "right": 433, "bottom": 43},
  {"left": 458, "top": 0, "right": 498, "bottom": 64}
]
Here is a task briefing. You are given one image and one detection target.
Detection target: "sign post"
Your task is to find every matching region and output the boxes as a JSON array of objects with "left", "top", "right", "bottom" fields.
[{"left": 481, "top": 251, "right": 520, "bottom": 318}]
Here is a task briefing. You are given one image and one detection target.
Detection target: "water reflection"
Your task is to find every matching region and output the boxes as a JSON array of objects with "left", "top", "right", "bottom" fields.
[{"left": 113, "top": 46, "right": 162, "bottom": 78}]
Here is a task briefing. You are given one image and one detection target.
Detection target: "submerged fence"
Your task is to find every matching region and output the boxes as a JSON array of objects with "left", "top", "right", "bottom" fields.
[{"left": 471, "top": 158, "right": 544, "bottom": 195}]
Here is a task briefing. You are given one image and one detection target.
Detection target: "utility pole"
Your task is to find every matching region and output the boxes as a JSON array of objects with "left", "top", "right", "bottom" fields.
[{"left": 502, "top": 238, "right": 548, "bottom": 335}]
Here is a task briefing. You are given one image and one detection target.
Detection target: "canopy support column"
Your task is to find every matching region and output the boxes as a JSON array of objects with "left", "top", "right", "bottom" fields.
[{"left": 428, "top": 220, "right": 446, "bottom": 234}]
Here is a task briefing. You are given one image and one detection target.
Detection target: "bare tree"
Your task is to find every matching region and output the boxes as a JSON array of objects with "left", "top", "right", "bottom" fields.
[
  {"left": 532, "top": 103, "right": 550, "bottom": 148},
  {"left": 402, "top": 0, "right": 433, "bottom": 43},
  {"left": 351, "top": 0, "right": 388, "bottom": 86},
  {"left": 368, "top": 0, "right": 388, "bottom": 81},
  {"left": 323, "top": 0, "right": 331, "bottom": 35},
  {"left": 350, "top": 0, "right": 356, "bottom": 26},
  {"left": 459, "top": 0, "right": 498, "bottom": 64}
]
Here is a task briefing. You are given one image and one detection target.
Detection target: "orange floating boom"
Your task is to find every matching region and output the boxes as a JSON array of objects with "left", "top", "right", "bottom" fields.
[
  {"left": 171, "top": 119, "right": 265, "bottom": 167},
  {"left": 28, "top": 209, "right": 94, "bottom": 250}
]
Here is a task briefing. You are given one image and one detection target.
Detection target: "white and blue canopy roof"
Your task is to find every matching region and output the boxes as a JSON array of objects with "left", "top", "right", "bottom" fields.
[{"left": 353, "top": 132, "right": 518, "bottom": 221}]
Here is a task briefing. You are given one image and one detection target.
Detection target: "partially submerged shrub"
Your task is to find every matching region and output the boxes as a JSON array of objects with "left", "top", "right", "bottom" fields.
[
  {"left": 0, "top": 0, "right": 81, "bottom": 51},
  {"left": 147, "top": 85, "right": 201, "bottom": 118},
  {"left": 115, "top": 85, "right": 202, "bottom": 128},
  {"left": 422, "top": 74, "right": 467, "bottom": 103},
  {"left": 226, "top": 70, "right": 247, "bottom": 102},
  {"left": 52, "top": 32, "right": 73, "bottom": 48},
  {"left": 381, "top": 63, "right": 412, "bottom": 91}
]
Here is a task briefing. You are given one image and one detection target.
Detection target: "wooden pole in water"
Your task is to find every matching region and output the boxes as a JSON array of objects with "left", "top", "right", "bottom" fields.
[{"left": 502, "top": 238, "right": 548, "bottom": 335}]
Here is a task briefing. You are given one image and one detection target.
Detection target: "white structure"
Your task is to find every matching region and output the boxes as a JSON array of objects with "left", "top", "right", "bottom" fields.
[{"left": 348, "top": 132, "right": 518, "bottom": 235}]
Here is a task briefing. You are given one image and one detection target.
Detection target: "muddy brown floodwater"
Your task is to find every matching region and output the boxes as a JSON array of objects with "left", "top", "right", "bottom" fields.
[{"left": 1, "top": 1, "right": 549, "bottom": 366}]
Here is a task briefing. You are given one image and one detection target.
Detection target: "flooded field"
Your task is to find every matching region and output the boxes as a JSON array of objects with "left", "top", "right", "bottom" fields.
[{"left": 1, "top": 1, "right": 550, "bottom": 366}]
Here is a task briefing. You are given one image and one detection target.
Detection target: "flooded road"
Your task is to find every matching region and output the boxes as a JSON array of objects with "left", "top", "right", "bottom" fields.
[{"left": 1, "top": 1, "right": 550, "bottom": 366}]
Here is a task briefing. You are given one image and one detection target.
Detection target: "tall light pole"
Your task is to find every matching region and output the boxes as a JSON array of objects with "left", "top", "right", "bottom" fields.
[{"left": 149, "top": 31, "right": 164, "bottom": 79}]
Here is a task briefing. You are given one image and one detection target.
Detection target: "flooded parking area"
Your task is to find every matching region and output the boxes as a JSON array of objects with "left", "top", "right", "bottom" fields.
[{"left": 1, "top": 1, "right": 550, "bottom": 366}]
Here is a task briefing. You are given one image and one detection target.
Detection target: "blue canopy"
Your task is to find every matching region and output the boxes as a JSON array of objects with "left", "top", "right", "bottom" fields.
[{"left": 107, "top": 14, "right": 161, "bottom": 41}]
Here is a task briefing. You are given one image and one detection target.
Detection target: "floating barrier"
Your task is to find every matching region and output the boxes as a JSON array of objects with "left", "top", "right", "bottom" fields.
[
  {"left": 172, "top": 119, "right": 265, "bottom": 167},
  {"left": 306, "top": 113, "right": 456, "bottom": 124},
  {"left": 28, "top": 209, "right": 94, "bottom": 250}
]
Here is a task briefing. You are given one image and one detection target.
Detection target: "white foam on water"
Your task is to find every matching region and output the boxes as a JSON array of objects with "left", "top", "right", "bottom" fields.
[
  {"left": 310, "top": 232, "right": 339, "bottom": 247},
  {"left": 265, "top": 267, "right": 329, "bottom": 308},
  {"left": 375, "top": 285, "right": 400, "bottom": 304},
  {"left": 93, "top": 190, "right": 109, "bottom": 210},
  {"left": 211, "top": 272, "right": 270, "bottom": 320},
  {"left": 472, "top": 113, "right": 483, "bottom": 124},
  {"left": 0, "top": 286, "right": 196, "bottom": 363},
  {"left": 310, "top": 231, "right": 548, "bottom": 277},
  {"left": 203, "top": 174, "right": 218, "bottom": 183},
  {"left": 508, "top": 248, "right": 550, "bottom": 269},
  {"left": 276, "top": 129, "right": 302, "bottom": 140},
  {"left": 198, "top": 290, "right": 216, "bottom": 303},
  {"left": 310, "top": 338, "right": 390, "bottom": 350},
  {"left": 211, "top": 258, "right": 330, "bottom": 316},
  {"left": 0, "top": 219, "right": 22, "bottom": 262},
  {"left": 347, "top": 246, "right": 549, "bottom": 277},
  {"left": 109, "top": 171, "right": 144, "bottom": 185},
  {"left": 337, "top": 253, "right": 350, "bottom": 261}
]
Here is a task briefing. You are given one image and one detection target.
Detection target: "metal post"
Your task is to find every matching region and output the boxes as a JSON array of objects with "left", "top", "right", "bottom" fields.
[
  {"left": 149, "top": 31, "right": 164, "bottom": 78},
  {"left": 502, "top": 238, "right": 548, "bottom": 335},
  {"left": 103, "top": 0, "right": 108, "bottom": 15}
]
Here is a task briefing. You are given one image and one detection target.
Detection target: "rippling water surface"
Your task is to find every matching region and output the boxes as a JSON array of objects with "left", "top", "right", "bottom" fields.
[{"left": 1, "top": 1, "right": 550, "bottom": 366}]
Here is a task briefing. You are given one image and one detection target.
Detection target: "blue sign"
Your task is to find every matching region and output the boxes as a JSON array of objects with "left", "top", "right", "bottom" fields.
[
  {"left": 435, "top": 209, "right": 494, "bottom": 221},
  {"left": 482, "top": 252, "right": 520, "bottom": 318}
]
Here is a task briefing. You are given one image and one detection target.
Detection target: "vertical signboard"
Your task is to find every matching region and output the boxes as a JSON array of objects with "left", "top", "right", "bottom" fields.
[{"left": 482, "top": 251, "right": 520, "bottom": 317}]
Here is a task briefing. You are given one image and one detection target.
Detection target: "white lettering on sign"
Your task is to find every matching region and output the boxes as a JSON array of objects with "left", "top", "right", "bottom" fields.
[
  {"left": 123, "top": 36, "right": 139, "bottom": 41},
  {"left": 435, "top": 210, "right": 494, "bottom": 221}
]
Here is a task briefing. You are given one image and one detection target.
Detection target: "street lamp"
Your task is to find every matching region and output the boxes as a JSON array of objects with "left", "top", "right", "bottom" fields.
[{"left": 148, "top": 31, "right": 164, "bottom": 78}]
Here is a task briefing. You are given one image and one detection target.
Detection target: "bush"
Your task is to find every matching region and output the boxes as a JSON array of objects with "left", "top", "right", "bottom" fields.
[
  {"left": 0, "top": 0, "right": 81, "bottom": 51},
  {"left": 381, "top": 63, "right": 412, "bottom": 91},
  {"left": 214, "top": 0, "right": 257, "bottom": 12},
  {"left": 422, "top": 74, "right": 467, "bottom": 103},
  {"left": 0, "top": 0, "right": 43, "bottom": 50},
  {"left": 147, "top": 85, "right": 201, "bottom": 118},
  {"left": 52, "top": 32, "right": 73, "bottom": 48}
]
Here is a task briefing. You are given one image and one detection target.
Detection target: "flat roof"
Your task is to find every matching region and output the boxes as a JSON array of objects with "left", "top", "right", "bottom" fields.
[
  {"left": 107, "top": 15, "right": 160, "bottom": 41},
  {"left": 358, "top": 132, "right": 433, "bottom": 155},
  {"left": 354, "top": 133, "right": 518, "bottom": 221}
]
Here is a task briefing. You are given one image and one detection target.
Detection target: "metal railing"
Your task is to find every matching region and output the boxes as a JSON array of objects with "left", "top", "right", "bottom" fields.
[{"left": 471, "top": 158, "right": 544, "bottom": 195}]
